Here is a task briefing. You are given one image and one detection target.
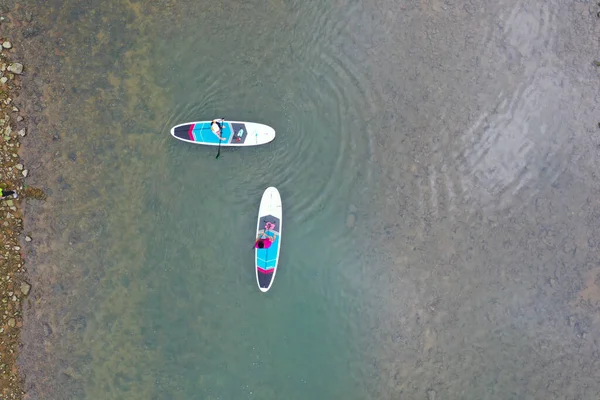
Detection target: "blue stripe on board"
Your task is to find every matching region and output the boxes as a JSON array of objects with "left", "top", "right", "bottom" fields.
[
  {"left": 192, "top": 122, "right": 232, "bottom": 144},
  {"left": 256, "top": 233, "right": 280, "bottom": 270}
]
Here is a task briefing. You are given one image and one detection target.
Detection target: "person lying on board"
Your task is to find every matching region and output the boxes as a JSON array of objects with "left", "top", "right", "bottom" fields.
[
  {"left": 255, "top": 231, "right": 276, "bottom": 249},
  {"left": 211, "top": 118, "right": 226, "bottom": 141}
]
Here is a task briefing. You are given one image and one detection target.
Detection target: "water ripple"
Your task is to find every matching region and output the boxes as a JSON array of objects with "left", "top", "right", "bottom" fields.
[{"left": 455, "top": 66, "right": 572, "bottom": 212}]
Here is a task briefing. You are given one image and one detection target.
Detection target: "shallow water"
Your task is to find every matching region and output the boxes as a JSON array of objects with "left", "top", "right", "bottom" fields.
[{"left": 10, "top": 0, "right": 600, "bottom": 398}]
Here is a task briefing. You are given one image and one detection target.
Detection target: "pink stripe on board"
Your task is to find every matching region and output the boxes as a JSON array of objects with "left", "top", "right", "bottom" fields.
[
  {"left": 188, "top": 124, "right": 195, "bottom": 141},
  {"left": 257, "top": 266, "right": 274, "bottom": 274}
]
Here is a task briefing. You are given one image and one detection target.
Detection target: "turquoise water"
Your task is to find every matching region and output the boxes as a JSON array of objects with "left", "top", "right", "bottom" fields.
[{"left": 19, "top": 0, "right": 378, "bottom": 398}]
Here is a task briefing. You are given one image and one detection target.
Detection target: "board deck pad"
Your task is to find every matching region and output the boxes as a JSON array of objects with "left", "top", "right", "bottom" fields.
[
  {"left": 230, "top": 123, "right": 248, "bottom": 144},
  {"left": 256, "top": 214, "right": 281, "bottom": 289}
]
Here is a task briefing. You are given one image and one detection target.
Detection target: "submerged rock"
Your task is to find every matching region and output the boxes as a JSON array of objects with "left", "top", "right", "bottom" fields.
[
  {"left": 7, "top": 63, "right": 22, "bottom": 74},
  {"left": 346, "top": 213, "right": 356, "bottom": 228},
  {"left": 20, "top": 282, "right": 30, "bottom": 296},
  {"left": 42, "top": 323, "right": 53, "bottom": 336},
  {"left": 2, "top": 41, "right": 11, "bottom": 49}
]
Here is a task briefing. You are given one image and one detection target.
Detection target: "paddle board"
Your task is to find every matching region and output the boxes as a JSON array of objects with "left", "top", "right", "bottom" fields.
[
  {"left": 255, "top": 187, "right": 282, "bottom": 292},
  {"left": 170, "top": 120, "right": 276, "bottom": 147}
]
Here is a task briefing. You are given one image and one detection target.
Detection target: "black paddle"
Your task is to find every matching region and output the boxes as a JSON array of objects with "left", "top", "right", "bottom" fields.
[{"left": 215, "top": 117, "right": 225, "bottom": 159}]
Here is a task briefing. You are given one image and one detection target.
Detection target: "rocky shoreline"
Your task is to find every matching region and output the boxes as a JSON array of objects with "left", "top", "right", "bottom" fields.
[{"left": 0, "top": 36, "right": 43, "bottom": 400}]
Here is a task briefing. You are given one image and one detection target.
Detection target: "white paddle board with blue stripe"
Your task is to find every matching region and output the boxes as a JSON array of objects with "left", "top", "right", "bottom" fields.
[
  {"left": 170, "top": 120, "right": 276, "bottom": 147},
  {"left": 255, "top": 187, "right": 282, "bottom": 292}
]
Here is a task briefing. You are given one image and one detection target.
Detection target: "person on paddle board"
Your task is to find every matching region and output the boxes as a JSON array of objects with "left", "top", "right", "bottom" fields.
[
  {"left": 255, "top": 233, "right": 275, "bottom": 249},
  {"left": 255, "top": 222, "right": 277, "bottom": 249},
  {"left": 211, "top": 118, "right": 226, "bottom": 141}
]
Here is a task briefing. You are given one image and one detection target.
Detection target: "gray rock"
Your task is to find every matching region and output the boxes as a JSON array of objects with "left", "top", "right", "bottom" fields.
[
  {"left": 7, "top": 63, "right": 23, "bottom": 74},
  {"left": 25, "top": 235, "right": 31, "bottom": 242},
  {"left": 17, "top": 128, "right": 25, "bottom": 137},
  {"left": 20, "top": 282, "right": 31, "bottom": 295},
  {"left": 348, "top": 204, "right": 358, "bottom": 213},
  {"left": 15, "top": 163, "right": 23, "bottom": 170},
  {"left": 22, "top": 169, "right": 28, "bottom": 177},
  {"left": 1, "top": 41, "right": 11, "bottom": 49},
  {"left": 0, "top": 77, "right": 7, "bottom": 84},
  {"left": 16, "top": 116, "right": 23, "bottom": 122}
]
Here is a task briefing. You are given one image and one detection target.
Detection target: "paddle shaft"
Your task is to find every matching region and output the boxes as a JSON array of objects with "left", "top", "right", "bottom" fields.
[{"left": 215, "top": 117, "right": 225, "bottom": 159}]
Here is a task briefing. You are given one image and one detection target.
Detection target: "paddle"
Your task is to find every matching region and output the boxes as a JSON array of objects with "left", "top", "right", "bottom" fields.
[{"left": 215, "top": 117, "right": 225, "bottom": 159}]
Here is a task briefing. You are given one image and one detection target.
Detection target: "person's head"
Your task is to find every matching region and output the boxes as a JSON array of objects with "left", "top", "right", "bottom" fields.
[{"left": 257, "top": 240, "right": 265, "bottom": 248}]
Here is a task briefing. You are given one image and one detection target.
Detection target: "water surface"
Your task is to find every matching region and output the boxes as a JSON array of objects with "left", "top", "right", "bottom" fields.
[{"left": 12, "top": 0, "right": 600, "bottom": 399}]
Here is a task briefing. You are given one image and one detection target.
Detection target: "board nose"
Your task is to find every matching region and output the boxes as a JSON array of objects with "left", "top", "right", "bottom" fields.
[{"left": 172, "top": 124, "right": 192, "bottom": 140}]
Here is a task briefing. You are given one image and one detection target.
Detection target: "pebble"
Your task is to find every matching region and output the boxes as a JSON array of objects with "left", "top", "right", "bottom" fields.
[
  {"left": 21, "top": 282, "right": 31, "bottom": 296},
  {"left": 17, "top": 128, "right": 25, "bottom": 137},
  {"left": 7, "top": 63, "right": 23, "bottom": 74},
  {"left": 1, "top": 41, "right": 11, "bottom": 49},
  {"left": 20, "top": 282, "right": 30, "bottom": 296},
  {"left": 0, "top": 77, "right": 7, "bottom": 84},
  {"left": 7, "top": 318, "right": 15, "bottom": 327},
  {"left": 25, "top": 235, "right": 31, "bottom": 242},
  {"left": 22, "top": 169, "right": 28, "bottom": 177},
  {"left": 16, "top": 116, "right": 22, "bottom": 122},
  {"left": 15, "top": 163, "right": 23, "bottom": 170}
]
